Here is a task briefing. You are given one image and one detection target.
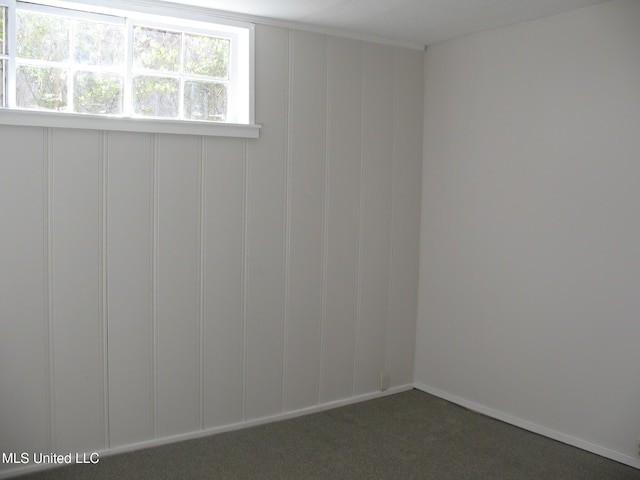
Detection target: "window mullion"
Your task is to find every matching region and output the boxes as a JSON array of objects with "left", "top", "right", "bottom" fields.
[
  {"left": 123, "top": 17, "right": 132, "bottom": 117},
  {"left": 178, "top": 31, "right": 184, "bottom": 120},
  {"left": 67, "top": 17, "right": 74, "bottom": 112},
  {"left": 6, "top": 0, "right": 16, "bottom": 108},
  {"left": 0, "top": 6, "right": 9, "bottom": 107}
]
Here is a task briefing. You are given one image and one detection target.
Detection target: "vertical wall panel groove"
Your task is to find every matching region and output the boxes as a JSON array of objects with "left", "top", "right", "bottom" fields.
[
  {"left": 281, "top": 28, "right": 293, "bottom": 414},
  {"left": 318, "top": 36, "right": 330, "bottom": 404},
  {"left": 353, "top": 43, "right": 365, "bottom": 396},
  {"left": 285, "top": 30, "right": 326, "bottom": 411},
  {"left": 242, "top": 139, "right": 249, "bottom": 421},
  {"left": 245, "top": 24, "right": 287, "bottom": 421},
  {"left": 51, "top": 128, "right": 104, "bottom": 452},
  {"left": 107, "top": 131, "right": 154, "bottom": 448},
  {"left": 101, "top": 132, "right": 110, "bottom": 449},
  {"left": 322, "top": 37, "right": 363, "bottom": 403},
  {"left": 356, "top": 44, "right": 395, "bottom": 395},
  {"left": 155, "top": 134, "right": 201, "bottom": 438},
  {"left": 151, "top": 133, "right": 159, "bottom": 439},
  {"left": 197, "top": 136, "right": 205, "bottom": 431},
  {"left": 242, "top": 137, "right": 248, "bottom": 421},
  {"left": 242, "top": 145, "right": 249, "bottom": 407},
  {"left": 45, "top": 128, "right": 55, "bottom": 452},
  {"left": 203, "top": 137, "right": 244, "bottom": 428},
  {"left": 384, "top": 50, "right": 398, "bottom": 373}
]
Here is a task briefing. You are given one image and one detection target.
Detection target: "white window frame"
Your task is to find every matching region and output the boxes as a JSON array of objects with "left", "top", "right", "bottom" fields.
[
  {"left": 0, "top": 5, "right": 6, "bottom": 102},
  {"left": 0, "top": 0, "right": 14, "bottom": 107},
  {"left": 0, "top": 0, "right": 259, "bottom": 138}
]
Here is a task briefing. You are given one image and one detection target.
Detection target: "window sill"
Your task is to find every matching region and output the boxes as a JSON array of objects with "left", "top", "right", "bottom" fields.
[{"left": 0, "top": 109, "right": 261, "bottom": 138}]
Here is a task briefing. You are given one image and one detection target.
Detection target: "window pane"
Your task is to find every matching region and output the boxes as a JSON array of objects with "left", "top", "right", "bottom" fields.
[
  {"left": 184, "top": 34, "right": 229, "bottom": 79},
  {"left": 133, "top": 75, "right": 179, "bottom": 118},
  {"left": 1, "top": 7, "right": 6, "bottom": 55},
  {"left": 74, "top": 20, "right": 124, "bottom": 66},
  {"left": 184, "top": 81, "right": 227, "bottom": 121},
  {"left": 17, "top": 11, "right": 69, "bottom": 62},
  {"left": 1, "top": 60, "right": 5, "bottom": 107},
  {"left": 74, "top": 71, "right": 123, "bottom": 115},
  {"left": 17, "top": 65, "right": 68, "bottom": 111},
  {"left": 133, "top": 26, "right": 181, "bottom": 73}
]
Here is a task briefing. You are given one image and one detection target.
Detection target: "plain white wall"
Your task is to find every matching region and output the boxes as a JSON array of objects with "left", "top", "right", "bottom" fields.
[
  {"left": 0, "top": 24, "right": 423, "bottom": 477},
  {"left": 416, "top": 0, "right": 640, "bottom": 468}
]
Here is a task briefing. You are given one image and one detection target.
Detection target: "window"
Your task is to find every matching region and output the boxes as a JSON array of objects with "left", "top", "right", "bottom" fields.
[
  {"left": 15, "top": 6, "right": 125, "bottom": 114},
  {"left": 0, "top": 0, "right": 257, "bottom": 137}
]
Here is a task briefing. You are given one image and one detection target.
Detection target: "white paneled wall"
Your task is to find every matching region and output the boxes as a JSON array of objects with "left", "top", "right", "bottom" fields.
[
  {"left": 107, "top": 132, "right": 154, "bottom": 447},
  {"left": 356, "top": 44, "right": 395, "bottom": 395},
  {"left": 0, "top": 24, "right": 423, "bottom": 476},
  {"left": 50, "top": 129, "right": 106, "bottom": 453},
  {"left": 0, "top": 127, "right": 49, "bottom": 456},
  {"left": 244, "top": 26, "right": 287, "bottom": 421},
  {"left": 203, "top": 137, "right": 245, "bottom": 428},
  {"left": 155, "top": 135, "right": 202, "bottom": 438},
  {"left": 285, "top": 30, "right": 326, "bottom": 412},
  {"left": 322, "top": 36, "right": 362, "bottom": 403}
]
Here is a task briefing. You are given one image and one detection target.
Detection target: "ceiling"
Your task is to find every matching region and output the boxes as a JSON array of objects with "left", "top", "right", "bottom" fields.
[{"left": 159, "top": 0, "right": 611, "bottom": 47}]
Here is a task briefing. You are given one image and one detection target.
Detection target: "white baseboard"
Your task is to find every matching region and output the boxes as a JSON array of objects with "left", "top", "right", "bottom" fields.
[
  {"left": 413, "top": 382, "right": 640, "bottom": 470},
  {"left": 0, "top": 384, "right": 413, "bottom": 479}
]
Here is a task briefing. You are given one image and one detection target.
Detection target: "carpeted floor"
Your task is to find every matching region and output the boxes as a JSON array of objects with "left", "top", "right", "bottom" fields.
[{"left": 17, "top": 389, "right": 639, "bottom": 479}]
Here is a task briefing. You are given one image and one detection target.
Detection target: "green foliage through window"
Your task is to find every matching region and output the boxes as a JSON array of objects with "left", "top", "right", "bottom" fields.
[
  {"left": 133, "top": 75, "right": 179, "bottom": 118},
  {"left": 74, "top": 20, "right": 124, "bottom": 66},
  {"left": 131, "top": 25, "right": 231, "bottom": 120},
  {"left": 1, "top": 6, "right": 6, "bottom": 55},
  {"left": 74, "top": 71, "right": 123, "bottom": 114},
  {"left": 17, "top": 11, "right": 70, "bottom": 62},
  {"left": 17, "top": 65, "right": 68, "bottom": 111},
  {"left": 134, "top": 26, "right": 181, "bottom": 73},
  {"left": 184, "top": 34, "right": 229, "bottom": 78},
  {"left": 1, "top": 60, "right": 5, "bottom": 107},
  {"left": 184, "top": 81, "right": 227, "bottom": 121}
]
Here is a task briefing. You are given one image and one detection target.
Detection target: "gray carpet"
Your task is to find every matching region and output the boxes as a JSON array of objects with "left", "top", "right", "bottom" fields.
[{"left": 18, "top": 390, "right": 639, "bottom": 479}]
